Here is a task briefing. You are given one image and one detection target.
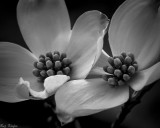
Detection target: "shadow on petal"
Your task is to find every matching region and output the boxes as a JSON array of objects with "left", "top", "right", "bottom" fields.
[
  {"left": 67, "top": 11, "right": 109, "bottom": 79},
  {"left": 130, "top": 61, "right": 160, "bottom": 91},
  {"left": 17, "top": 0, "right": 71, "bottom": 57},
  {"left": 109, "top": 0, "right": 160, "bottom": 70},
  {"left": 94, "top": 50, "right": 110, "bottom": 68},
  {"left": 0, "top": 42, "right": 39, "bottom": 102}
]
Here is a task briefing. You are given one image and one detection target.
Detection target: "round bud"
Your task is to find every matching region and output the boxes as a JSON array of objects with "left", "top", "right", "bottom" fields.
[
  {"left": 117, "top": 55, "right": 124, "bottom": 63},
  {"left": 123, "top": 74, "right": 130, "bottom": 81},
  {"left": 62, "top": 58, "right": 71, "bottom": 65},
  {"left": 63, "top": 67, "right": 70, "bottom": 75},
  {"left": 61, "top": 53, "right": 67, "bottom": 60},
  {"left": 128, "top": 66, "right": 135, "bottom": 75},
  {"left": 57, "top": 71, "right": 64, "bottom": 75},
  {"left": 124, "top": 56, "right": 132, "bottom": 65},
  {"left": 53, "top": 54, "right": 60, "bottom": 61},
  {"left": 118, "top": 80, "right": 125, "bottom": 86},
  {"left": 46, "top": 52, "right": 53, "bottom": 58},
  {"left": 121, "top": 52, "right": 127, "bottom": 58},
  {"left": 37, "top": 62, "right": 44, "bottom": 69},
  {"left": 55, "top": 61, "right": 62, "bottom": 70},
  {"left": 114, "top": 69, "right": 122, "bottom": 77},
  {"left": 128, "top": 53, "right": 134, "bottom": 61},
  {"left": 121, "top": 65, "right": 127, "bottom": 73},
  {"left": 114, "top": 58, "right": 122, "bottom": 68},
  {"left": 45, "top": 57, "right": 50, "bottom": 62},
  {"left": 39, "top": 57, "right": 45, "bottom": 62},
  {"left": 40, "top": 70, "right": 47, "bottom": 77},
  {"left": 47, "top": 69, "right": 54, "bottom": 76},
  {"left": 46, "top": 60, "right": 53, "bottom": 69},
  {"left": 108, "top": 57, "right": 114, "bottom": 66},
  {"left": 108, "top": 77, "right": 117, "bottom": 86},
  {"left": 54, "top": 51, "right": 60, "bottom": 56},
  {"left": 39, "top": 54, "right": 45, "bottom": 59},
  {"left": 33, "top": 61, "right": 38, "bottom": 68},
  {"left": 107, "top": 66, "right": 114, "bottom": 74}
]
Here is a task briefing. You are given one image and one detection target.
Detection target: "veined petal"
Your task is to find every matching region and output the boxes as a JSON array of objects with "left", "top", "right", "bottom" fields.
[
  {"left": 55, "top": 78, "right": 129, "bottom": 117},
  {"left": 66, "top": 11, "right": 109, "bottom": 79},
  {"left": 17, "top": 0, "right": 71, "bottom": 57},
  {"left": 0, "top": 81, "right": 28, "bottom": 103},
  {"left": 0, "top": 42, "right": 42, "bottom": 102},
  {"left": 130, "top": 61, "right": 160, "bottom": 91},
  {"left": 109, "top": 0, "right": 160, "bottom": 70}
]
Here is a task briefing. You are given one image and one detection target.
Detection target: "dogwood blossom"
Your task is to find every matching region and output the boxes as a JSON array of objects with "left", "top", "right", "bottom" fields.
[
  {"left": 0, "top": 0, "right": 108, "bottom": 102},
  {"left": 55, "top": 0, "right": 160, "bottom": 123}
]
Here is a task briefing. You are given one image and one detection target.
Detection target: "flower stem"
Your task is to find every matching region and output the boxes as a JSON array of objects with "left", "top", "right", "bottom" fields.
[
  {"left": 44, "top": 97, "right": 82, "bottom": 128},
  {"left": 44, "top": 97, "right": 62, "bottom": 128},
  {"left": 111, "top": 81, "right": 157, "bottom": 128}
]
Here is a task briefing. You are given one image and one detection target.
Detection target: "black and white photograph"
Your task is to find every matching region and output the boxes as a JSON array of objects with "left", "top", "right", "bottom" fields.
[{"left": 0, "top": 0, "right": 160, "bottom": 128}]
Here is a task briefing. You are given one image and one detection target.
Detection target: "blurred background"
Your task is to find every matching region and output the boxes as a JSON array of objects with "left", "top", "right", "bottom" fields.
[{"left": 0, "top": 0, "right": 160, "bottom": 128}]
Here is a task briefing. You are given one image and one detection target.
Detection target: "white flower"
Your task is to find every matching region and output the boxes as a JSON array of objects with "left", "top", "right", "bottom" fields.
[
  {"left": 0, "top": 0, "right": 108, "bottom": 102},
  {"left": 54, "top": 0, "right": 160, "bottom": 123}
]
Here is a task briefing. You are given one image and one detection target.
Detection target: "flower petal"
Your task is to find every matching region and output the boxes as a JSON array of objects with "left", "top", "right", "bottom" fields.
[
  {"left": 18, "top": 75, "right": 70, "bottom": 100},
  {"left": 66, "top": 11, "right": 109, "bottom": 79},
  {"left": 56, "top": 111, "right": 74, "bottom": 125},
  {"left": 130, "top": 61, "right": 160, "bottom": 91},
  {"left": 109, "top": 0, "right": 160, "bottom": 70},
  {"left": 94, "top": 50, "right": 110, "bottom": 67},
  {"left": 87, "top": 50, "right": 110, "bottom": 79},
  {"left": 87, "top": 67, "right": 107, "bottom": 79},
  {"left": 55, "top": 78, "right": 129, "bottom": 117},
  {"left": 18, "top": 77, "right": 48, "bottom": 99},
  {"left": 17, "top": 0, "right": 71, "bottom": 57},
  {"left": 0, "top": 42, "right": 42, "bottom": 102},
  {"left": 0, "top": 80, "right": 28, "bottom": 103},
  {"left": 44, "top": 75, "right": 70, "bottom": 96}
]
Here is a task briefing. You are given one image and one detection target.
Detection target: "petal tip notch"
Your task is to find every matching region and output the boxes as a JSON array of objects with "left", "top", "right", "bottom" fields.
[
  {"left": 99, "top": 12, "right": 109, "bottom": 34},
  {"left": 56, "top": 110, "right": 74, "bottom": 126}
]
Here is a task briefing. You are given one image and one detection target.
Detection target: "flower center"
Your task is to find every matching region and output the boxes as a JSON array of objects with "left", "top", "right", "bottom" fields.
[
  {"left": 103, "top": 52, "right": 138, "bottom": 86},
  {"left": 32, "top": 51, "right": 72, "bottom": 82}
]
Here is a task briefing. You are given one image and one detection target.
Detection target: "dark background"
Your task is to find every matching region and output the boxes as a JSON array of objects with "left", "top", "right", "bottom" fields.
[{"left": 0, "top": 0, "right": 160, "bottom": 128}]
